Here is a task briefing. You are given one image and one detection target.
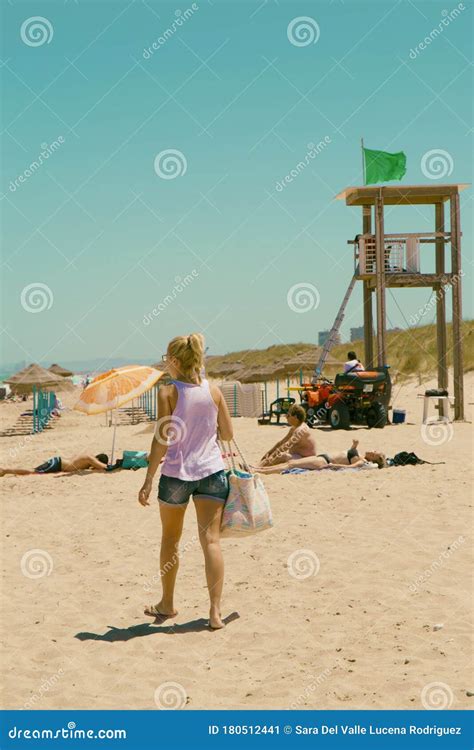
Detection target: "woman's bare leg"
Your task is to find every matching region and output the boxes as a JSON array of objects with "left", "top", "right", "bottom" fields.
[
  {"left": 253, "top": 461, "right": 292, "bottom": 474},
  {"left": 150, "top": 503, "right": 186, "bottom": 616},
  {"left": 194, "top": 498, "right": 225, "bottom": 629},
  {"left": 255, "top": 456, "right": 329, "bottom": 474}
]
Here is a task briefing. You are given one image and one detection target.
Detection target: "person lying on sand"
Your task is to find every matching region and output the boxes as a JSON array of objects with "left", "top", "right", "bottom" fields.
[
  {"left": 258, "top": 405, "right": 317, "bottom": 467},
  {"left": 254, "top": 440, "right": 386, "bottom": 474},
  {"left": 0, "top": 453, "right": 109, "bottom": 476}
]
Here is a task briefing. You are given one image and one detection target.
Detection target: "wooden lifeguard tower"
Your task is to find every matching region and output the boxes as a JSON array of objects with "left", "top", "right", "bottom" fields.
[{"left": 335, "top": 183, "right": 469, "bottom": 420}]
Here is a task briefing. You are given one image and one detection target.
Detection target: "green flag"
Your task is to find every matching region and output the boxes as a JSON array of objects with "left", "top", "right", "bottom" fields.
[{"left": 363, "top": 147, "right": 407, "bottom": 185}]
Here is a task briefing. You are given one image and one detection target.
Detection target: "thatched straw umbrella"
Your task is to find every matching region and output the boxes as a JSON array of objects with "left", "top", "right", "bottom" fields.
[
  {"left": 49, "top": 363, "right": 74, "bottom": 377},
  {"left": 240, "top": 366, "right": 277, "bottom": 383},
  {"left": 5, "top": 363, "right": 74, "bottom": 393},
  {"left": 207, "top": 362, "right": 244, "bottom": 378}
]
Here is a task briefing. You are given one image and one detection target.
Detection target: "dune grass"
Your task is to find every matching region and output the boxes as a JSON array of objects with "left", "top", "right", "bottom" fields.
[{"left": 207, "top": 321, "right": 474, "bottom": 381}]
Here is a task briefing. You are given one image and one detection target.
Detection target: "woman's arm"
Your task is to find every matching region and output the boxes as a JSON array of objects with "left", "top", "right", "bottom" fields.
[
  {"left": 138, "top": 389, "right": 171, "bottom": 506},
  {"left": 348, "top": 458, "right": 366, "bottom": 468},
  {"left": 217, "top": 390, "right": 233, "bottom": 442}
]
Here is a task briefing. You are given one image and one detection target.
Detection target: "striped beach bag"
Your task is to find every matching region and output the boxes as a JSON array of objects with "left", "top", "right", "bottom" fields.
[{"left": 220, "top": 440, "right": 273, "bottom": 538}]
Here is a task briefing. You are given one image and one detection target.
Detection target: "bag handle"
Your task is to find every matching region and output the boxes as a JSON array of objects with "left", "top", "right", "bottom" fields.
[
  {"left": 219, "top": 440, "right": 235, "bottom": 472},
  {"left": 219, "top": 438, "right": 251, "bottom": 474},
  {"left": 230, "top": 437, "right": 252, "bottom": 474}
]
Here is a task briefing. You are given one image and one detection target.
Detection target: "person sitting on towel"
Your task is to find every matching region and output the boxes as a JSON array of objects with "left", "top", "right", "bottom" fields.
[
  {"left": 257, "top": 405, "right": 317, "bottom": 467},
  {"left": 0, "top": 453, "right": 109, "bottom": 476}
]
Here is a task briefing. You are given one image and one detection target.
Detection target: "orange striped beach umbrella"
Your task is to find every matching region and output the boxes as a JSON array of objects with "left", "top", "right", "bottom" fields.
[
  {"left": 74, "top": 365, "right": 164, "bottom": 462},
  {"left": 74, "top": 365, "right": 164, "bottom": 415}
]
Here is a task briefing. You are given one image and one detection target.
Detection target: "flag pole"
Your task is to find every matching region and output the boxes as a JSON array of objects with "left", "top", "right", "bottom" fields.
[{"left": 361, "top": 137, "right": 366, "bottom": 185}]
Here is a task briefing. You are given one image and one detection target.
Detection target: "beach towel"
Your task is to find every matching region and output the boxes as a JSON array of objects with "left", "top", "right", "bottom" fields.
[
  {"left": 282, "top": 468, "right": 309, "bottom": 474},
  {"left": 282, "top": 462, "right": 378, "bottom": 474},
  {"left": 220, "top": 440, "right": 273, "bottom": 537}
]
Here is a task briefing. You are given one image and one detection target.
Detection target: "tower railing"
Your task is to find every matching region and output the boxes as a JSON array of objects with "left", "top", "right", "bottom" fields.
[{"left": 351, "top": 232, "right": 451, "bottom": 275}]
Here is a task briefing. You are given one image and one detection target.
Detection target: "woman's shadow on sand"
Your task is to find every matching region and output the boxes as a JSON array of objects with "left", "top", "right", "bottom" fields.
[{"left": 75, "top": 612, "right": 240, "bottom": 642}]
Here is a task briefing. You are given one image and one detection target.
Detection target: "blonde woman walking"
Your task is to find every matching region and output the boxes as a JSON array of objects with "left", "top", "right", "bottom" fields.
[{"left": 138, "top": 333, "right": 233, "bottom": 630}]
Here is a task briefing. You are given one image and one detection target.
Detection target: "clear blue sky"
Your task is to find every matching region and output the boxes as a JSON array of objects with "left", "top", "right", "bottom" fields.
[{"left": 1, "top": 0, "right": 472, "bottom": 369}]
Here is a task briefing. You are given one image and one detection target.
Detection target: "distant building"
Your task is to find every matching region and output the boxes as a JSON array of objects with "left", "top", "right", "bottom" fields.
[
  {"left": 350, "top": 326, "right": 364, "bottom": 342},
  {"left": 318, "top": 330, "right": 341, "bottom": 347}
]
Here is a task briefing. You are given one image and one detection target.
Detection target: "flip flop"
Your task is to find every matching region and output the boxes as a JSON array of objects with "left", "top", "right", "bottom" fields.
[{"left": 144, "top": 605, "right": 177, "bottom": 620}]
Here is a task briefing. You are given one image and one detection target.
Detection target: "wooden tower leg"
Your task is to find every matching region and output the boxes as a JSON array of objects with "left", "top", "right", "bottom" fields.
[
  {"left": 435, "top": 202, "right": 448, "bottom": 417},
  {"left": 450, "top": 193, "right": 464, "bottom": 420},
  {"left": 374, "top": 192, "right": 387, "bottom": 367},
  {"left": 362, "top": 205, "right": 374, "bottom": 368},
  {"left": 363, "top": 284, "right": 374, "bottom": 369}
]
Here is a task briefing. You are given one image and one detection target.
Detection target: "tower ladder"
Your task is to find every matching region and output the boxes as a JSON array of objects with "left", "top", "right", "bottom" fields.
[{"left": 312, "top": 270, "right": 358, "bottom": 381}]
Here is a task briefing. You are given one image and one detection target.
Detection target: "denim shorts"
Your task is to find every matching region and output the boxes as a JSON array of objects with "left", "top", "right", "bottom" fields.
[{"left": 158, "top": 470, "right": 229, "bottom": 506}]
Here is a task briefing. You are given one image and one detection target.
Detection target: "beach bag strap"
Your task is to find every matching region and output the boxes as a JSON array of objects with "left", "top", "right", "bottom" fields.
[
  {"left": 229, "top": 437, "right": 252, "bottom": 474},
  {"left": 219, "top": 440, "right": 235, "bottom": 471},
  {"left": 219, "top": 438, "right": 252, "bottom": 475}
]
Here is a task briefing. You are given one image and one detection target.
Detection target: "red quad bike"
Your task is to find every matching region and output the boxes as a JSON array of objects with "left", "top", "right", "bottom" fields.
[{"left": 299, "top": 366, "right": 391, "bottom": 430}]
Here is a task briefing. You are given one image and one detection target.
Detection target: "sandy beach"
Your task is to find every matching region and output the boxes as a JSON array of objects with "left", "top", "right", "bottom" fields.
[{"left": 0, "top": 372, "right": 472, "bottom": 711}]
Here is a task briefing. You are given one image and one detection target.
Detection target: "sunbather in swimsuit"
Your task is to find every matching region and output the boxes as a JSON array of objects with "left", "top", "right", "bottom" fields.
[
  {"left": 254, "top": 441, "right": 386, "bottom": 474},
  {"left": 317, "top": 443, "right": 360, "bottom": 465},
  {"left": 0, "top": 453, "right": 109, "bottom": 476}
]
